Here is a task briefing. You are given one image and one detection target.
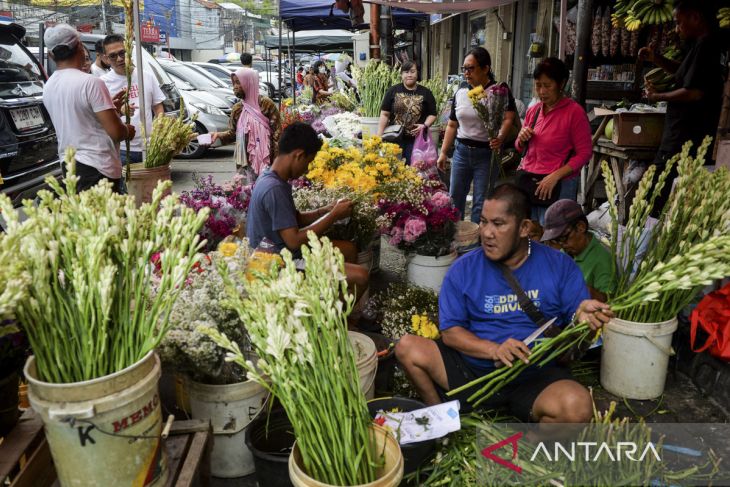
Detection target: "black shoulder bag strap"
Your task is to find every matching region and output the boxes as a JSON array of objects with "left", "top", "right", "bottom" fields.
[
  {"left": 521, "top": 105, "right": 541, "bottom": 158},
  {"left": 497, "top": 262, "right": 547, "bottom": 326}
]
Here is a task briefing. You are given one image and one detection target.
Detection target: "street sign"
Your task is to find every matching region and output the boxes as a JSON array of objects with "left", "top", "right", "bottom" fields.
[
  {"left": 159, "top": 30, "right": 167, "bottom": 44},
  {"left": 141, "top": 25, "right": 160, "bottom": 43}
]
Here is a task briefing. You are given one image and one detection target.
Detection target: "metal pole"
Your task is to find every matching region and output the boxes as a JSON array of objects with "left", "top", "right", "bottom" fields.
[
  {"left": 380, "top": 5, "right": 392, "bottom": 64},
  {"left": 370, "top": 3, "right": 380, "bottom": 60},
  {"left": 278, "top": 19, "right": 282, "bottom": 99},
  {"left": 571, "top": 0, "right": 593, "bottom": 106},
  {"left": 39, "top": 23, "right": 45, "bottom": 74},
  {"left": 101, "top": 0, "right": 108, "bottom": 35},
  {"left": 558, "top": 0, "right": 568, "bottom": 61},
  {"left": 292, "top": 27, "right": 296, "bottom": 103},
  {"left": 132, "top": 0, "right": 148, "bottom": 154}
]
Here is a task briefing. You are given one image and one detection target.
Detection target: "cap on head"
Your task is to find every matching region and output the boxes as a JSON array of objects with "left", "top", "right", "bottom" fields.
[
  {"left": 44, "top": 24, "right": 80, "bottom": 56},
  {"left": 541, "top": 199, "right": 585, "bottom": 242}
]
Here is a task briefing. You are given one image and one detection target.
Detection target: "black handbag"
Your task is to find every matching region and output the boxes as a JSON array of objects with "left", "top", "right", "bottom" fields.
[
  {"left": 381, "top": 124, "right": 404, "bottom": 142},
  {"left": 515, "top": 170, "right": 562, "bottom": 207}
]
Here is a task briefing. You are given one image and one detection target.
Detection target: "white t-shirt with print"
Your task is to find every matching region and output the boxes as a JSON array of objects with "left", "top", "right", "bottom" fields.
[
  {"left": 102, "top": 68, "right": 166, "bottom": 153},
  {"left": 43, "top": 68, "right": 121, "bottom": 179}
]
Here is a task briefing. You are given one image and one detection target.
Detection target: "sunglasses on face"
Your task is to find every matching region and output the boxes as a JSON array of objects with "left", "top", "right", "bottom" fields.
[
  {"left": 106, "top": 50, "right": 126, "bottom": 60},
  {"left": 461, "top": 65, "right": 477, "bottom": 73}
]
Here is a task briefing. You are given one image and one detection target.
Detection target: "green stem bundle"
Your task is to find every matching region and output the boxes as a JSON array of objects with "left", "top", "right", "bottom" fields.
[
  {"left": 0, "top": 149, "right": 208, "bottom": 383},
  {"left": 355, "top": 61, "right": 401, "bottom": 117},
  {"left": 145, "top": 99, "right": 194, "bottom": 168},
  {"left": 604, "top": 137, "right": 730, "bottom": 323},
  {"left": 202, "top": 234, "right": 378, "bottom": 485},
  {"left": 448, "top": 323, "right": 594, "bottom": 407}
]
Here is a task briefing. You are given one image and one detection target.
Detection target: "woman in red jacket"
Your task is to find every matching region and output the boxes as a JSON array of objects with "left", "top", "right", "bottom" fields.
[{"left": 516, "top": 57, "right": 592, "bottom": 223}]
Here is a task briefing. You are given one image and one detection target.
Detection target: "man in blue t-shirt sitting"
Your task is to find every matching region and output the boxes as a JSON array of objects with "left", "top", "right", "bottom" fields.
[
  {"left": 247, "top": 122, "right": 369, "bottom": 302},
  {"left": 395, "top": 184, "right": 613, "bottom": 423}
]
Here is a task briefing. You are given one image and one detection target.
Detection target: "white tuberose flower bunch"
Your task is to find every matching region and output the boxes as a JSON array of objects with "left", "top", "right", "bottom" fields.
[
  {"left": 0, "top": 149, "right": 209, "bottom": 384},
  {"left": 202, "top": 233, "right": 379, "bottom": 486}
]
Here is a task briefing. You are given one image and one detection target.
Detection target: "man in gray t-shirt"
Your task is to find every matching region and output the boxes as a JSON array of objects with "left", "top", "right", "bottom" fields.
[{"left": 246, "top": 122, "right": 369, "bottom": 302}]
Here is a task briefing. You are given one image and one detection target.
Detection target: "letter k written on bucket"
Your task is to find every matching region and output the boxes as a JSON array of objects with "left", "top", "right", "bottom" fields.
[{"left": 482, "top": 432, "right": 524, "bottom": 474}]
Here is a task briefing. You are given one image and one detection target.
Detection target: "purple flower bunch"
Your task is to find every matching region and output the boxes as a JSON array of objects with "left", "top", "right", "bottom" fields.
[
  {"left": 378, "top": 188, "right": 460, "bottom": 257},
  {"left": 311, "top": 106, "right": 343, "bottom": 135},
  {"left": 180, "top": 174, "right": 253, "bottom": 250}
]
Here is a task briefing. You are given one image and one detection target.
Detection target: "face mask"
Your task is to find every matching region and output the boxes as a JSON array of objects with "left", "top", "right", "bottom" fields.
[{"left": 319, "top": 67, "right": 326, "bottom": 74}]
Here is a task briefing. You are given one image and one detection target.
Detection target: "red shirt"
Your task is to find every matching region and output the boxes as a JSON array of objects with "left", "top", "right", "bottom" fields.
[{"left": 516, "top": 98, "right": 592, "bottom": 176}]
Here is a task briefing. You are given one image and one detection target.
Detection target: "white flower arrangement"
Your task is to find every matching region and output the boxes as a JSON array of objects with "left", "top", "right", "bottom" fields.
[
  {"left": 323, "top": 112, "right": 362, "bottom": 140},
  {"left": 158, "top": 243, "right": 253, "bottom": 385}
]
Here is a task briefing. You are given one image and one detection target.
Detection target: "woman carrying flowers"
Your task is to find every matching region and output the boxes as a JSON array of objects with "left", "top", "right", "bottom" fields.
[
  {"left": 210, "top": 68, "right": 282, "bottom": 182},
  {"left": 377, "top": 61, "right": 437, "bottom": 165},
  {"left": 515, "top": 57, "right": 592, "bottom": 223},
  {"left": 437, "top": 47, "right": 518, "bottom": 224}
]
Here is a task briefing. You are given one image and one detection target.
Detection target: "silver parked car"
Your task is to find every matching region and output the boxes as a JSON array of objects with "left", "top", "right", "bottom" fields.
[
  {"left": 168, "top": 75, "right": 230, "bottom": 159},
  {"left": 157, "top": 59, "right": 237, "bottom": 109},
  {"left": 192, "top": 61, "right": 274, "bottom": 99}
]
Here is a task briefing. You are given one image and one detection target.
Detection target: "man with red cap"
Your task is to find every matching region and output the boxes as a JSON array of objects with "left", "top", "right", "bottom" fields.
[{"left": 542, "top": 199, "right": 614, "bottom": 301}]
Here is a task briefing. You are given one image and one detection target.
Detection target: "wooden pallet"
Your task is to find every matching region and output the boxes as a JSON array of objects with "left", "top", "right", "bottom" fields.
[{"left": 0, "top": 410, "right": 212, "bottom": 487}]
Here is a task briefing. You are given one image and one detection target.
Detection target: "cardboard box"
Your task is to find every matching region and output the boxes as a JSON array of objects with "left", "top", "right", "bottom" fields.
[{"left": 594, "top": 108, "right": 665, "bottom": 147}]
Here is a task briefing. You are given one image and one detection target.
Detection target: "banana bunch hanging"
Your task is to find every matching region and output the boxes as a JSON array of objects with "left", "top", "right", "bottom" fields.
[
  {"left": 614, "top": 0, "right": 675, "bottom": 31},
  {"left": 719, "top": 8, "right": 730, "bottom": 29}
]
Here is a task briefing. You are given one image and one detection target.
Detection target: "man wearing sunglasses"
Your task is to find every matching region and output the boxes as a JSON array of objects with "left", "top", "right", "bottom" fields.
[
  {"left": 101, "top": 34, "right": 166, "bottom": 164},
  {"left": 542, "top": 199, "right": 614, "bottom": 301},
  {"left": 42, "top": 24, "right": 135, "bottom": 193}
]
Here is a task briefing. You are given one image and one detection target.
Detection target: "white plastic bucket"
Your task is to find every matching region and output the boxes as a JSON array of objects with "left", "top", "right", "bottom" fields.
[
  {"left": 406, "top": 251, "right": 457, "bottom": 292},
  {"left": 361, "top": 117, "right": 380, "bottom": 138},
  {"left": 24, "top": 352, "right": 168, "bottom": 487},
  {"left": 187, "top": 378, "right": 268, "bottom": 478},
  {"left": 600, "top": 317, "right": 678, "bottom": 400},
  {"left": 357, "top": 248, "right": 374, "bottom": 273},
  {"left": 348, "top": 331, "right": 378, "bottom": 400},
  {"left": 126, "top": 163, "right": 172, "bottom": 207}
]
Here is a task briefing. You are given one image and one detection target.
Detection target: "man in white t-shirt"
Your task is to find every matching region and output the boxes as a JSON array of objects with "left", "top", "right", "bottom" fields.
[
  {"left": 101, "top": 34, "right": 166, "bottom": 163},
  {"left": 91, "top": 39, "right": 109, "bottom": 78},
  {"left": 42, "top": 24, "right": 135, "bottom": 193}
]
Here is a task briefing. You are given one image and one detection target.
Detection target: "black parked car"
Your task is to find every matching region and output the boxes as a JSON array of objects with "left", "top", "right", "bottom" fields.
[{"left": 0, "top": 23, "right": 61, "bottom": 209}]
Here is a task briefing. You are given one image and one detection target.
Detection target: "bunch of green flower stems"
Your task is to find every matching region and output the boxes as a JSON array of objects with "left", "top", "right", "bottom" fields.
[
  {"left": 449, "top": 138, "right": 730, "bottom": 406},
  {"left": 420, "top": 78, "right": 456, "bottom": 121},
  {"left": 145, "top": 100, "right": 194, "bottom": 168},
  {"left": 202, "top": 234, "right": 379, "bottom": 485},
  {"left": 355, "top": 60, "right": 401, "bottom": 117},
  {"left": 122, "top": 0, "right": 134, "bottom": 175},
  {"left": 0, "top": 149, "right": 208, "bottom": 383},
  {"left": 605, "top": 136, "right": 730, "bottom": 323},
  {"left": 413, "top": 404, "right": 720, "bottom": 486}
]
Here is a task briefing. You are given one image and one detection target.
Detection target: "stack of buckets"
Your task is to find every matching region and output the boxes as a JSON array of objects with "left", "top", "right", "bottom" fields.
[{"left": 348, "top": 331, "right": 378, "bottom": 400}]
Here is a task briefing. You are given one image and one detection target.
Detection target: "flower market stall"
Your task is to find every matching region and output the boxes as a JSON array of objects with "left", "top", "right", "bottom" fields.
[{"left": 3, "top": 34, "right": 730, "bottom": 487}]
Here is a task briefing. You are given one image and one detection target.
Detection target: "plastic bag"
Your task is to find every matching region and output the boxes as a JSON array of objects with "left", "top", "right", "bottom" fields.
[
  {"left": 411, "top": 128, "right": 438, "bottom": 178},
  {"left": 691, "top": 283, "right": 730, "bottom": 361}
]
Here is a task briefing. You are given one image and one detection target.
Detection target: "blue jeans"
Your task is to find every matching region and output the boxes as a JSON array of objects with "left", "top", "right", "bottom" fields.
[
  {"left": 398, "top": 138, "right": 415, "bottom": 166},
  {"left": 120, "top": 151, "right": 144, "bottom": 164},
  {"left": 449, "top": 141, "right": 499, "bottom": 223},
  {"left": 531, "top": 176, "right": 580, "bottom": 223}
]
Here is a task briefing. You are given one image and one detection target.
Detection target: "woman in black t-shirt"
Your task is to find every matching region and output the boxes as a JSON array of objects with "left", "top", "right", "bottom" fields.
[{"left": 377, "top": 61, "right": 437, "bottom": 165}]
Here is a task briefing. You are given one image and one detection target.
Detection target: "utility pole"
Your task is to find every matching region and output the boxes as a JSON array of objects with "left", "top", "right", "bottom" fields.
[
  {"left": 572, "top": 0, "right": 593, "bottom": 106},
  {"left": 380, "top": 5, "right": 392, "bottom": 63},
  {"left": 101, "top": 0, "right": 111, "bottom": 34}
]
